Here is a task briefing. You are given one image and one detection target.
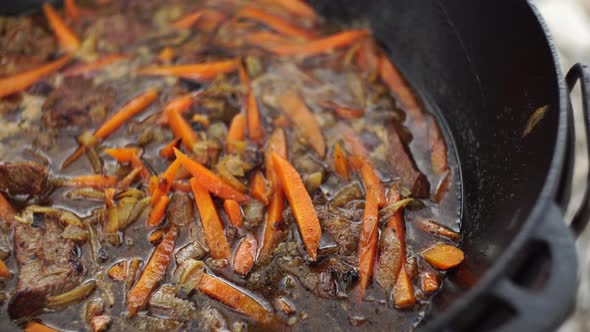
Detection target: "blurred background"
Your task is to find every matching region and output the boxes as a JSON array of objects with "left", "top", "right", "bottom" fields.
[{"left": 534, "top": 0, "right": 590, "bottom": 331}]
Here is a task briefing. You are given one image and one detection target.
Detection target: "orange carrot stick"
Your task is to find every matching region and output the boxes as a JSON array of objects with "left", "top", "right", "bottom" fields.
[
  {"left": 359, "top": 161, "right": 386, "bottom": 207},
  {"left": 224, "top": 199, "right": 243, "bottom": 229},
  {"left": 43, "top": 3, "right": 80, "bottom": 52},
  {"left": 62, "top": 54, "right": 128, "bottom": 77},
  {"left": 64, "top": 0, "right": 80, "bottom": 21},
  {"left": 250, "top": 171, "right": 271, "bottom": 206},
  {"left": 271, "top": 153, "right": 321, "bottom": 261},
  {"left": 380, "top": 188, "right": 416, "bottom": 308},
  {"left": 171, "top": 180, "right": 191, "bottom": 193},
  {"left": 422, "top": 244, "right": 464, "bottom": 270},
  {"left": 160, "top": 137, "right": 182, "bottom": 159},
  {"left": 257, "top": 129, "right": 287, "bottom": 263},
  {"left": 197, "top": 274, "right": 273, "bottom": 322},
  {"left": 226, "top": 113, "right": 246, "bottom": 153},
  {"left": 355, "top": 180, "right": 379, "bottom": 299},
  {"left": 238, "top": 63, "right": 264, "bottom": 144},
  {"left": 104, "top": 147, "right": 141, "bottom": 163},
  {"left": 95, "top": 88, "right": 159, "bottom": 140},
  {"left": 158, "top": 94, "right": 195, "bottom": 125},
  {"left": 24, "top": 321, "right": 58, "bottom": 332},
  {"left": 64, "top": 175, "right": 118, "bottom": 189},
  {"left": 0, "top": 55, "right": 71, "bottom": 99},
  {"left": 175, "top": 149, "right": 248, "bottom": 202},
  {"left": 127, "top": 226, "right": 177, "bottom": 317},
  {"left": 322, "top": 100, "right": 364, "bottom": 119},
  {"left": 137, "top": 60, "right": 238, "bottom": 82},
  {"left": 150, "top": 158, "right": 182, "bottom": 206},
  {"left": 277, "top": 90, "right": 325, "bottom": 157},
  {"left": 262, "top": 29, "right": 369, "bottom": 57},
  {"left": 118, "top": 167, "right": 143, "bottom": 189},
  {"left": 420, "top": 271, "right": 440, "bottom": 294},
  {"left": 255, "top": 0, "right": 319, "bottom": 22},
  {"left": 0, "top": 259, "right": 12, "bottom": 279},
  {"left": 147, "top": 195, "right": 170, "bottom": 228},
  {"left": 167, "top": 104, "right": 199, "bottom": 152},
  {"left": 237, "top": 7, "right": 314, "bottom": 39},
  {"left": 0, "top": 192, "right": 15, "bottom": 225},
  {"left": 379, "top": 54, "right": 424, "bottom": 123},
  {"left": 333, "top": 143, "right": 349, "bottom": 180},
  {"left": 232, "top": 233, "right": 258, "bottom": 276},
  {"left": 190, "top": 178, "right": 231, "bottom": 260}
]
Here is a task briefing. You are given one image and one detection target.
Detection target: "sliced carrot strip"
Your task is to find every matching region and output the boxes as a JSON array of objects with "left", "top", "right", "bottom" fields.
[
  {"left": 0, "top": 55, "right": 71, "bottom": 99},
  {"left": 147, "top": 195, "right": 170, "bottom": 228},
  {"left": 359, "top": 160, "right": 386, "bottom": 208},
  {"left": 158, "top": 94, "right": 195, "bottom": 125},
  {"left": 262, "top": 29, "right": 369, "bottom": 57},
  {"left": 237, "top": 7, "right": 314, "bottom": 39},
  {"left": 95, "top": 88, "right": 159, "bottom": 140},
  {"left": 238, "top": 62, "right": 264, "bottom": 144},
  {"left": 223, "top": 199, "right": 243, "bottom": 229},
  {"left": 271, "top": 153, "right": 321, "bottom": 261},
  {"left": 166, "top": 104, "right": 199, "bottom": 152},
  {"left": 157, "top": 47, "right": 175, "bottom": 63},
  {"left": 0, "top": 259, "right": 12, "bottom": 279},
  {"left": 190, "top": 178, "right": 231, "bottom": 260},
  {"left": 175, "top": 149, "right": 248, "bottom": 202},
  {"left": 250, "top": 171, "right": 271, "bottom": 206},
  {"left": 333, "top": 143, "right": 349, "bottom": 180},
  {"left": 171, "top": 180, "right": 191, "bottom": 193},
  {"left": 160, "top": 137, "right": 182, "bottom": 159},
  {"left": 393, "top": 267, "right": 415, "bottom": 308},
  {"left": 322, "top": 101, "right": 364, "bottom": 119},
  {"left": 148, "top": 228, "right": 165, "bottom": 245},
  {"left": 104, "top": 147, "right": 141, "bottom": 163},
  {"left": 137, "top": 60, "right": 238, "bottom": 82},
  {"left": 256, "top": 0, "right": 319, "bottom": 22},
  {"left": 64, "top": 175, "right": 118, "bottom": 189},
  {"left": 197, "top": 274, "right": 273, "bottom": 322},
  {"left": 24, "top": 321, "right": 58, "bottom": 332},
  {"left": 257, "top": 129, "right": 287, "bottom": 263},
  {"left": 422, "top": 244, "right": 464, "bottom": 270},
  {"left": 379, "top": 54, "right": 424, "bottom": 123},
  {"left": 150, "top": 158, "right": 182, "bottom": 206},
  {"left": 64, "top": 0, "right": 80, "bottom": 21},
  {"left": 277, "top": 90, "right": 325, "bottom": 157},
  {"left": 355, "top": 180, "right": 379, "bottom": 299},
  {"left": 127, "top": 226, "right": 177, "bottom": 317},
  {"left": 43, "top": 3, "right": 80, "bottom": 52},
  {"left": 226, "top": 113, "right": 246, "bottom": 154},
  {"left": 62, "top": 54, "right": 128, "bottom": 77},
  {"left": 232, "top": 232, "right": 258, "bottom": 276},
  {"left": 148, "top": 175, "right": 158, "bottom": 195},
  {"left": 0, "top": 192, "right": 15, "bottom": 225}
]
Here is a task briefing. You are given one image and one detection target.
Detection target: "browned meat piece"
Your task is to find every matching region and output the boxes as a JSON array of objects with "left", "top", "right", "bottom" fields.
[
  {"left": 316, "top": 207, "right": 360, "bottom": 256},
  {"left": 373, "top": 227, "right": 402, "bottom": 291},
  {"left": 0, "top": 17, "right": 56, "bottom": 76},
  {"left": 166, "top": 192, "right": 194, "bottom": 227},
  {"left": 0, "top": 162, "right": 48, "bottom": 195},
  {"left": 385, "top": 123, "right": 430, "bottom": 197},
  {"left": 42, "top": 78, "right": 115, "bottom": 129},
  {"left": 8, "top": 213, "right": 84, "bottom": 318}
]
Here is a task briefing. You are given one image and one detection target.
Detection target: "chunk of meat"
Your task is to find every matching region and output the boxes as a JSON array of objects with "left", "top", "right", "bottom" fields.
[
  {"left": 317, "top": 207, "right": 360, "bottom": 256},
  {"left": 385, "top": 123, "right": 429, "bottom": 197},
  {"left": 0, "top": 161, "right": 48, "bottom": 195},
  {"left": 9, "top": 213, "right": 84, "bottom": 318},
  {"left": 166, "top": 192, "right": 194, "bottom": 227},
  {"left": 0, "top": 17, "right": 56, "bottom": 75},
  {"left": 42, "top": 77, "right": 115, "bottom": 129}
]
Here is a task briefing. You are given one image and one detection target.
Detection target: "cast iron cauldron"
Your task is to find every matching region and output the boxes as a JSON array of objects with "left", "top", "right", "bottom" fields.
[{"left": 2, "top": 0, "right": 590, "bottom": 331}]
